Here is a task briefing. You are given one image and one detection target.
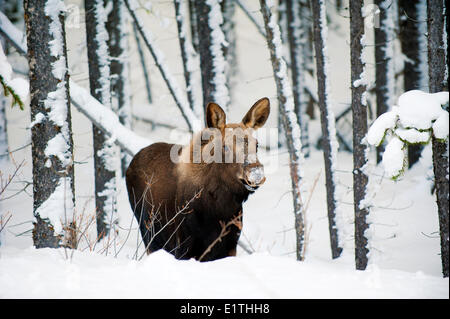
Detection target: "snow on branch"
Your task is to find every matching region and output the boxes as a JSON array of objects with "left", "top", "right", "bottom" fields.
[
  {"left": 70, "top": 80, "right": 150, "bottom": 156},
  {"left": 0, "top": 42, "right": 28, "bottom": 109},
  {"left": 0, "top": 14, "right": 150, "bottom": 157},
  {"left": 368, "top": 90, "right": 449, "bottom": 179},
  {"left": 0, "top": 11, "right": 27, "bottom": 54},
  {"left": 124, "top": 0, "right": 201, "bottom": 132}
]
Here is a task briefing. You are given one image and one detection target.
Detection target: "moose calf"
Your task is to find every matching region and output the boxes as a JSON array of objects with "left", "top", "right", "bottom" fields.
[{"left": 126, "top": 98, "right": 270, "bottom": 261}]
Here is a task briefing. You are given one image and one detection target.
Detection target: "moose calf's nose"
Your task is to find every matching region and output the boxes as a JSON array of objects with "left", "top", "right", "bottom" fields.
[{"left": 247, "top": 165, "right": 265, "bottom": 185}]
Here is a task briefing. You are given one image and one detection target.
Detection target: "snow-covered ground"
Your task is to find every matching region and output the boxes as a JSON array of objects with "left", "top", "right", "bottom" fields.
[{"left": 0, "top": 1, "right": 448, "bottom": 298}]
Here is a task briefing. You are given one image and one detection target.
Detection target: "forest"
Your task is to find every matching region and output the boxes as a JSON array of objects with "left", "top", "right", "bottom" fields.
[{"left": 0, "top": 0, "right": 448, "bottom": 299}]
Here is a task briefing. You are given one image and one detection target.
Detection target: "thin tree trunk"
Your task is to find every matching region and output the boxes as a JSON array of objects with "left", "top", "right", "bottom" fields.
[
  {"left": 106, "top": 0, "right": 132, "bottom": 176},
  {"left": 0, "top": 92, "right": 7, "bottom": 161},
  {"left": 350, "top": 0, "right": 370, "bottom": 270},
  {"left": 427, "top": 0, "right": 448, "bottom": 278},
  {"left": 221, "top": 0, "right": 237, "bottom": 105},
  {"left": 399, "top": 0, "right": 428, "bottom": 167},
  {"left": 260, "top": 0, "right": 306, "bottom": 261},
  {"left": 286, "top": 0, "right": 310, "bottom": 158},
  {"left": 375, "top": 0, "right": 398, "bottom": 164},
  {"left": 24, "top": 0, "right": 76, "bottom": 248},
  {"left": 132, "top": 23, "right": 152, "bottom": 105},
  {"left": 125, "top": 0, "right": 199, "bottom": 132},
  {"left": 174, "top": 0, "right": 202, "bottom": 118},
  {"left": 85, "top": 0, "right": 118, "bottom": 240},
  {"left": 234, "top": 0, "right": 266, "bottom": 37},
  {"left": 311, "top": 0, "right": 343, "bottom": 259},
  {"left": 195, "top": 0, "right": 229, "bottom": 115},
  {"left": 188, "top": 0, "right": 199, "bottom": 53}
]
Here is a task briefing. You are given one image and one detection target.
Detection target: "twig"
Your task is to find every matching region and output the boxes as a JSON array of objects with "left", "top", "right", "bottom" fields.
[{"left": 198, "top": 212, "right": 242, "bottom": 261}]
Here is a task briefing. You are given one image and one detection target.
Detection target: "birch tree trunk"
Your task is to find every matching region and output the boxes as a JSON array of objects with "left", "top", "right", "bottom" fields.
[
  {"left": 195, "top": 0, "right": 229, "bottom": 115},
  {"left": 260, "top": 0, "right": 306, "bottom": 261},
  {"left": 24, "top": 0, "right": 76, "bottom": 248},
  {"left": 427, "top": 0, "right": 448, "bottom": 278},
  {"left": 350, "top": 0, "right": 370, "bottom": 270},
  {"left": 399, "top": 0, "right": 428, "bottom": 167},
  {"left": 85, "top": 0, "right": 118, "bottom": 240},
  {"left": 375, "top": 0, "right": 397, "bottom": 164},
  {"left": 311, "top": 0, "right": 343, "bottom": 259},
  {"left": 106, "top": 0, "right": 132, "bottom": 176}
]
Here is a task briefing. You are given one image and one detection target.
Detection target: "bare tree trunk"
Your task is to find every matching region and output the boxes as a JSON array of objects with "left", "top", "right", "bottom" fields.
[
  {"left": 0, "top": 93, "right": 7, "bottom": 162},
  {"left": 311, "top": 0, "right": 343, "bottom": 259},
  {"left": 350, "top": 0, "right": 370, "bottom": 270},
  {"left": 427, "top": 0, "right": 448, "bottom": 278},
  {"left": 286, "top": 0, "right": 311, "bottom": 157},
  {"left": 260, "top": 0, "right": 306, "bottom": 261},
  {"left": 375, "top": 0, "right": 398, "bottom": 164},
  {"left": 188, "top": 0, "right": 199, "bottom": 53},
  {"left": 132, "top": 23, "right": 152, "bottom": 105},
  {"left": 195, "top": 0, "right": 229, "bottom": 115},
  {"left": 174, "top": 0, "right": 202, "bottom": 118},
  {"left": 85, "top": 0, "right": 118, "bottom": 240},
  {"left": 221, "top": 0, "right": 237, "bottom": 105},
  {"left": 399, "top": 0, "right": 428, "bottom": 167},
  {"left": 24, "top": 0, "right": 76, "bottom": 248},
  {"left": 125, "top": 0, "right": 199, "bottom": 132},
  {"left": 107, "top": 0, "right": 132, "bottom": 177}
]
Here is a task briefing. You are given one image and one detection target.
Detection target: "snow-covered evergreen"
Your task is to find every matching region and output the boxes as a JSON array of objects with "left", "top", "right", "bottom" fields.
[{"left": 368, "top": 90, "right": 449, "bottom": 179}]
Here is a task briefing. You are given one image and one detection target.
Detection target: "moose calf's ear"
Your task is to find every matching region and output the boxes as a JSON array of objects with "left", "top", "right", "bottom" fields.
[
  {"left": 242, "top": 97, "right": 270, "bottom": 129},
  {"left": 206, "top": 102, "right": 226, "bottom": 130}
]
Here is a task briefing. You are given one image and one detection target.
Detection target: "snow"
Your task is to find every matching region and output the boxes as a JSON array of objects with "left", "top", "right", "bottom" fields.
[
  {"left": 0, "top": 11, "right": 27, "bottom": 53},
  {"left": 0, "top": 42, "right": 28, "bottom": 103},
  {"left": 382, "top": 136, "right": 406, "bottom": 178},
  {"left": 367, "top": 109, "right": 398, "bottom": 146},
  {"left": 0, "top": 247, "right": 447, "bottom": 298},
  {"left": 70, "top": 80, "right": 150, "bottom": 156},
  {"left": 433, "top": 111, "right": 449, "bottom": 140},
  {"left": 35, "top": 177, "right": 74, "bottom": 234},
  {"left": 368, "top": 90, "right": 449, "bottom": 178},
  {"left": 397, "top": 90, "right": 449, "bottom": 130}
]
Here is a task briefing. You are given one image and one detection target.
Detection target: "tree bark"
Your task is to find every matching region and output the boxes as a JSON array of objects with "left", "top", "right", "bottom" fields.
[
  {"left": 375, "top": 0, "right": 398, "bottom": 164},
  {"left": 106, "top": 0, "right": 132, "bottom": 176},
  {"left": 260, "top": 0, "right": 306, "bottom": 261},
  {"left": 311, "top": 0, "right": 343, "bottom": 259},
  {"left": 85, "top": 0, "right": 118, "bottom": 240},
  {"left": 350, "top": 0, "right": 370, "bottom": 270},
  {"left": 195, "top": 0, "right": 229, "bottom": 115},
  {"left": 427, "top": 0, "right": 448, "bottom": 278},
  {"left": 24, "top": 0, "right": 76, "bottom": 248},
  {"left": 132, "top": 23, "right": 152, "bottom": 105},
  {"left": 398, "top": 0, "right": 428, "bottom": 167},
  {"left": 174, "top": 0, "right": 201, "bottom": 117},
  {"left": 286, "top": 0, "right": 311, "bottom": 157}
]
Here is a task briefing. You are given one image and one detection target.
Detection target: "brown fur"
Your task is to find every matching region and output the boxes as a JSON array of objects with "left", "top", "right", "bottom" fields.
[{"left": 126, "top": 98, "right": 270, "bottom": 261}]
